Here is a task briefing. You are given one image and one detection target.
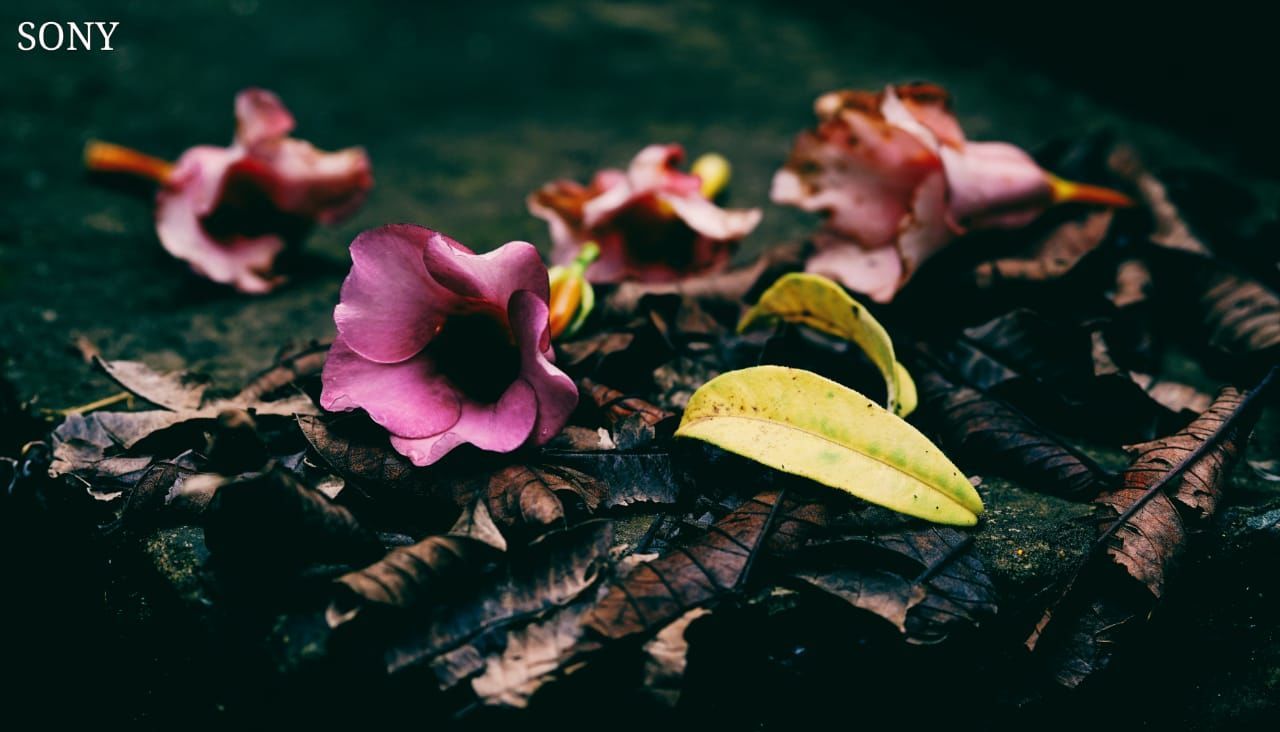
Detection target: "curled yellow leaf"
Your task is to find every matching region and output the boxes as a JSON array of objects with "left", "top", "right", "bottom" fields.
[
  {"left": 739, "top": 272, "right": 916, "bottom": 416},
  {"left": 676, "top": 366, "right": 982, "bottom": 526}
]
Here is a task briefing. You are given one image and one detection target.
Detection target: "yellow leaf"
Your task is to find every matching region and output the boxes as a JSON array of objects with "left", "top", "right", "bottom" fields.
[
  {"left": 675, "top": 366, "right": 982, "bottom": 526},
  {"left": 739, "top": 273, "right": 916, "bottom": 417}
]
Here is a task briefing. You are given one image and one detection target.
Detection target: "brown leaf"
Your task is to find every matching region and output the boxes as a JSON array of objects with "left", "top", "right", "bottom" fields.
[
  {"left": 297, "top": 413, "right": 438, "bottom": 501},
  {"left": 557, "top": 332, "right": 636, "bottom": 372},
  {"left": 383, "top": 521, "right": 614, "bottom": 680},
  {"left": 543, "top": 450, "right": 683, "bottom": 508},
  {"left": 1029, "top": 377, "right": 1269, "bottom": 687},
  {"left": 580, "top": 378, "right": 675, "bottom": 429},
  {"left": 1196, "top": 270, "right": 1280, "bottom": 365},
  {"left": 914, "top": 367, "right": 1112, "bottom": 499},
  {"left": 1099, "top": 387, "right": 1250, "bottom": 596},
  {"left": 234, "top": 340, "right": 329, "bottom": 404},
  {"left": 95, "top": 356, "right": 210, "bottom": 411},
  {"left": 204, "top": 468, "right": 386, "bottom": 576},
  {"left": 328, "top": 534, "right": 498, "bottom": 628},
  {"left": 639, "top": 607, "right": 712, "bottom": 707},
  {"left": 791, "top": 528, "right": 997, "bottom": 644},
  {"left": 1108, "top": 146, "right": 1211, "bottom": 256},
  {"left": 972, "top": 209, "right": 1114, "bottom": 287},
  {"left": 583, "top": 489, "right": 827, "bottom": 641}
]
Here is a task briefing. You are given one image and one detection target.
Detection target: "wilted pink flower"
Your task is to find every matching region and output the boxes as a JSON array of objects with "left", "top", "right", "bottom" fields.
[
  {"left": 320, "top": 225, "right": 577, "bottom": 466},
  {"left": 529, "top": 144, "right": 762, "bottom": 283},
  {"left": 88, "top": 89, "right": 373, "bottom": 293},
  {"left": 772, "top": 84, "right": 1131, "bottom": 302}
]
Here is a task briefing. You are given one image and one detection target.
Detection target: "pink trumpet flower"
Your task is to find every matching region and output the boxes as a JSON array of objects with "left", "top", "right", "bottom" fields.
[
  {"left": 320, "top": 225, "right": 578, "bottom": 466},
  {"left": 85, "top": 88, "right": 373, "bottom": 293},
  {"left": 772, "top": 83, "right": 1132, "bottom": 302},
  {"left": 529, "top": 144, "right": 762, "bottom": 283}
]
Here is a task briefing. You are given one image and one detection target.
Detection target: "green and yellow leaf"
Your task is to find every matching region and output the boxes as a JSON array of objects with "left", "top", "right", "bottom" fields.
[
  {"left": 739, "top": 272, "right": 916, "bottom": 417},
  {"left": 675, "top": 366, "right": 982, "bottom": 526}
]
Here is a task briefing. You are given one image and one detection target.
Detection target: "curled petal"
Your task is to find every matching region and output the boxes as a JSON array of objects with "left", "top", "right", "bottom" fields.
[
  {"left": 234, "top": 88, "right": 295, "bottom": 147},
  {"left": 243, "top": 139, "right": 373, "bottom": 224},
  {"left": 626, "top": 144, "right": 702, "bottom": 195},
  {"left": 661, "top": 193, "right": 763, "bottom": 242},
  {"left": 319, "top": 337, "right": 462, "bottom": 440},
  {"left": 510, "top": 290, "right": 578, "bottom": 444},
  {"left": 528, "top": 180, "right": 592, "bottom": 263},
  {"left": 334, "top": 225, "right": 454, "bottom": 364},
  {"left": 156, "top": 148, "right": 284, "bottom": 293},
  {"left": 390, "top": 379, "right": 538, "bottom": 466},
  {"left": 941, "top": 142, "right": 1051, "bottom": 228},
  {"left": 895, "top": 171, "right": 954, "bottom": 278},
  {"left": 423, "top": 236, "right": 550, "bottom": 305},
  {"left": 805, "top": 234, "right": 905, "bottom": 304}
]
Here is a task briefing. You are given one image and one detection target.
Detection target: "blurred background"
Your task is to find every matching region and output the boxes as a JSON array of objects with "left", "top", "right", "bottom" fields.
[{"left": 2, "top": 0, "right": 1272, "bottom": 410}]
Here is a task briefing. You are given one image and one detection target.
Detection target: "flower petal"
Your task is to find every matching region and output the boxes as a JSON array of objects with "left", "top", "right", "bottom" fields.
[
  {"left": 234, "top": 88, "right": 295, "bottom": 148},
  {"left": 941, "top": 142, "right": 1051, "bottom": 228},
  {"left": 771, "top": 116, "right": 940, "bottom": 248},
  {"left": 804, "top": 233, "right": 905, "bottom": 304},
  {"left": 156, "top": 148, "right": 285, "bottom": 294},
  {"left": 509, "top": 290, "right": 578, "bottom": 445},
  {"left": 319, "top": 336, "right": 462, "bottom": 440},
  {"left": 660, "top": 193, "right": 762, "bottom": 242},
  {"left": 390, "top": 379, "right": 537, "bottom": 466},
  {"left": 626, "top": 144, "right": 701, "bottom": 195},
  {"left": 244, "top": 139, "right": 373, "bottom": 224},
  {"left": 528, "top": 180, "right": 592, "bottom": 266},
  {"left": 895, "top": 170, "right": 954, "bottom": 278},
  {"left": 334, "top": 224, "right": 455, "bottom": 364},
  {"left": 423, "top": 236, "right": 550, "bottom": 305}
]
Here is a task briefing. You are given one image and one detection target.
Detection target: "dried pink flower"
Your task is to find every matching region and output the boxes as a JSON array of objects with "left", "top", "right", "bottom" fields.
[
  {"left": 320, "top": 225, "right": 577, "bottom": 466},
  {"left": 529, "top": 144, "right": 762, "bottom": 283},
  {"left": 772, "top": 83, "right": 1131, "bottom": 302}
]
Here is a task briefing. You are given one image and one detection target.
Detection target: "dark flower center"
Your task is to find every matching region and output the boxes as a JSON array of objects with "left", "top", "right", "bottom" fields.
[
  {"left": 608, "top": 196, "right": 697, "bottom": 269},
  {"left": 425, "top": 308, "right": 521, "bottom": 405},
  {"left": 201, "top": 170, "right": 312, "bottom": 242}
]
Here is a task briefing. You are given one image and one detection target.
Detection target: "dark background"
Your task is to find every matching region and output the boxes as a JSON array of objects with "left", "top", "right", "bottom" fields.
[{"left": 2, "top": 0, "right": 1276, "bottom": 727}]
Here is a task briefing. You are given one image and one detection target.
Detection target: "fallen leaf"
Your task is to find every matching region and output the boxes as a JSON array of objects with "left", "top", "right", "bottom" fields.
[
  {"left": 791, "top": 527, "right": 997, "bottom": 644},
  {"left": 233, "top": 340, "right": 329, "bottom": 403},
  {"left": 914, "top": 367, "right": 1113, "bottom": 499},
  {"left": 584, "top": 489, "right": 827, "bottom": 641},
  {"left": 1029, "top": 377, "right": 1269, "bottom": 687},
  {"left": 328, "top": 533, "right": 498, "bottom": 628},
  {"left": 972, "top": 209, "right": 1114, "bottom": 287},
  {"left": 204, "top": 468, "right": 386, "bottom": 577},
  {"left": 542, "top": 450, "right": 683, "bottom": 508},
  {"left": 640, "top": 607, "right": 712, "bottom": 707},
  {"left": 95, "top": 356, "right": 210, "bottom": 411},
  {"left": 675, "top": 366, "right": 981, "bottom": 525},
  {"left": 739, "top": 272, "right": 915, "bottom": 416}
]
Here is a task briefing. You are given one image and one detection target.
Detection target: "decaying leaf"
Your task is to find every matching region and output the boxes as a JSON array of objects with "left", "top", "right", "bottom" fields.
[
  {"left": 676, "top": 366, "right": 981, "bottom": 525},
  {"left": 543, "top": 450, "right": 683, "bottom": 508},
  {"left": 1030, "top": 378, "right": 1268, "bottom": 687},
  {"left": 297, "top": 413, "right": 439, "bottom": 502},
  {"left": 329, "top": 534, "right": 499, "bottom": 628},
  {"left": 914, "top": 367, "right": 1113, "bottom": 499},
  {"left": 972, "top": 209, "right": 1114, "bottom": 287},
  {"left": 740, "top": 272, "right": 916, "bottom": 416},
  {"left": 381, "top": 521, "right": 614, "bottom": 680},
  {"left": 584, "top": 489, "right": 827, "bottom": 641},
  {"left": 204, "top": 468, "right": 386, "bottom": 576},
  {"left": 95, "top": 356, "right": 210, "bottom": 411},
  {"left": 233, "top": 340, "right": 329, "bottom": 403},
  {"left": 791, "top": 527, "right": 997, "bottom": 644},
  {"left": 640, "top": 607, "right": 712, "bottom": 707},
  {"left": 1108, "top": 146, "right": 1211, "bottom": 256}
]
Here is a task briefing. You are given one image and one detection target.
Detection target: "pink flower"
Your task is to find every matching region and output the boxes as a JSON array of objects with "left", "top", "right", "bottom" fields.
[
  {"left": 528, "top": 144, "right": 762, "bottom": 283},
  {"left": 319, "top": 225, "right": 578, "bottom": 466},
  {"left": 155, "top": 89, "right": 373, "bottom": 293},
  {"left": 772, "top": 83, "right": 1130, "bottom": 302}
]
